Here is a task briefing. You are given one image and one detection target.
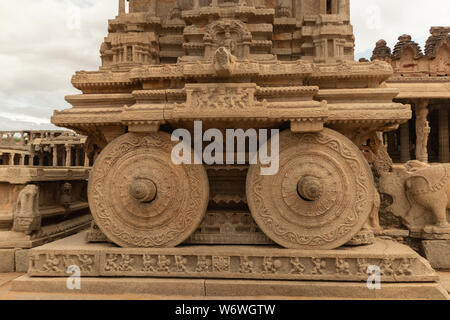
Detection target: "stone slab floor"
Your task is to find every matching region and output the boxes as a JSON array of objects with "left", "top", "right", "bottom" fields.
[{"left": 0, "top": 272, "right": 448, "bottom": 300}]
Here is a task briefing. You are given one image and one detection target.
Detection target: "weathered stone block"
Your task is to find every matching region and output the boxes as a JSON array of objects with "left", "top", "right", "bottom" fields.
[
  {"left": 0, "top": 249, "right": 16, "bottom": 272},
  {"left": 15, "top": 249, "right": 29, "bottom": 273},
  {"left": 422, "top": 240, "right": 450, "bottom": 270}
]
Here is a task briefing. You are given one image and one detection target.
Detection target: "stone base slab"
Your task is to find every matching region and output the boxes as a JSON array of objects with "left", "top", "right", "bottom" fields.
[
  {"left": 26, "top": 231, "right": 439, "bottom": 283},
  {"left": 11, "top": 275, "right": 449, "bottom": 300},
  {"left": 422, "top": 240, "right": 450, "bottom": 270}
]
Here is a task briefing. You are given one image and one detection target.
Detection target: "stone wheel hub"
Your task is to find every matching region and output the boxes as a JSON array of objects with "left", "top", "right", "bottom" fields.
[
  {"left": 129, "top": 178, "right": 157, "bottom": 203},
  {"left": 246, "top": 128, "right": 376, "bottom": 250},
  {"left": 297, "top": 176, "right": 323, "bottom": 201}
]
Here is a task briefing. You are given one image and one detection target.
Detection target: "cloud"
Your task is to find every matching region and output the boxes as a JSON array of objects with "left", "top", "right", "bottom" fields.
[
  {"left": 0, "top": 0, "right": 448, "bottom": 129},
  {"left": 0, "top": 116, "right": 60, "bottom": 131},
  {"left": 0, "top": 0, "right": 117, "bottom": 128},
  {"left": 352, "top": 0, "right": 450, "bottom": 59}
]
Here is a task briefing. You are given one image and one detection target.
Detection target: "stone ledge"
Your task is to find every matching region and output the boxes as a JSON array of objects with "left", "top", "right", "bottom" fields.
[
  {"left": 10, "top": 275, "right": 449, "bottom": 300},
  {"left": 26, "top": 231, "right": 438, "bottom": 283}
]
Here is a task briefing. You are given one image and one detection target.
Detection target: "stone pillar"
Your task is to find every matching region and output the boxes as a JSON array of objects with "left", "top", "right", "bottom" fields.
[
  {"left": 150, "top": 0, "right": 157, "bottom": 15},
  {"left": 415, "top": 101, "right": 430, "bottom": 163},
  {"left": 400, "top": 122, "right": 411, "bottom": 163},
  {"left": 9, "top": 153, "right": 15, "bottom": 166},
  {"left": 338, "top": 0, "right": 345, "bottom": 14},
  {"left": 19, "top": 154, "right": 25, "bottom": 166},
  {"left": 242, "top": 33, "right": 252, "bottom": 59},
  {"left": 52, "top": 145, "right": 58, "bottom": 167},
  {"left": 204, "top": 35, "right": 213, "bottom": 60},
  {"left": 331, "top": 0, "right": 338, "bottom": 14},
  {"left": 439, "top": 107, "right": 449, "bottom": 163},
  {"left": 313, "top": 39, "right": 326, "bottom": 63},
  {"left": 320, "top": 0, "right": 327, "bottom": 14},
  {"left": 75, "top": 148, "right": 81, "bottom": 166},
  {"left": 118, "top": 0, "right": 125, "bottom": 15},
  {"left": 65, "top": 145, "right": 72, "bottom": 167},
  {"left": 84, "top": 152, "right": 90, "bottom": 167}
]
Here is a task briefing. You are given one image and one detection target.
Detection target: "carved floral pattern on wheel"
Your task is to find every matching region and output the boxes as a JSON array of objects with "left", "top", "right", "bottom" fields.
[
  {"left": 246, "top": 128, "right": 376, "bottom": 250},
  {"left": 88, "top": 132, "right": 209, "bottom": 248}
]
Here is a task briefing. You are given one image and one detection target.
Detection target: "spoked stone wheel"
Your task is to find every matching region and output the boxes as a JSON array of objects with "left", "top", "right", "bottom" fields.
[
  {"left": 246, "top": 128, "right": 376, "bottom": 250},
  {"left": 88, "top": 132, "right": 209, "bottom": 248}
]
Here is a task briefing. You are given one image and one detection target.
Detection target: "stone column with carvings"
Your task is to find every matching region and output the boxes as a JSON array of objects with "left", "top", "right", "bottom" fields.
[
  {"left": 65, "top": 145, "right": 72, "bottom": 167},
  {"left": 439, "top": 107, "right": 449, "bottom": 163},
  {"left": 19, "top": 154, "right": 25, "bottom": 166},
  {"left": 415, "top": 101, "right": 430, "bottom": 163},
  {"left": 400, "top": 122, "right": 411, "bottom": 163}
]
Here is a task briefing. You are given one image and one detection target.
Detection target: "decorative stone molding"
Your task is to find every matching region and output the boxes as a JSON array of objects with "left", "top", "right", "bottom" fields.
[{"left": 27, "top": 236, "right": 438, "bottom": 283}]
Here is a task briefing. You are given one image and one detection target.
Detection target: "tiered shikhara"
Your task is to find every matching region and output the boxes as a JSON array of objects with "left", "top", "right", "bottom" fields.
[{"left": 52, "top": 0, "right": 411, "bottom": 250}]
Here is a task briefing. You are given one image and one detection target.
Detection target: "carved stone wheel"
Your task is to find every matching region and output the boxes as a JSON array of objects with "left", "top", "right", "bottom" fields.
[
  {"left": 88, "top": 132, "right": 209, "bottom": 248},
  {"left": 246, "top": 128, "right": 376, "bottom": 250}
]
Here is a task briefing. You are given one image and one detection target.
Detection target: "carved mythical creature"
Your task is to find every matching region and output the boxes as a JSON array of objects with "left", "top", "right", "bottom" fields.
[
  {"left": 12, "top": 184, "right": 41, "bottom": 235},
  {"left": 379, "top": 161, "right": 450, "bottom": 236}
]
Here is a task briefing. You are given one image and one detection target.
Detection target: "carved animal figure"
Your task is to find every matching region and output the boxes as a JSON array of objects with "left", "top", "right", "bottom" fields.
[
  {"left": 12, "top": 184, "right": 41, "bottom": 235},
  {"left": 379, "top": 161, "right": 450, "bottom": 235}
]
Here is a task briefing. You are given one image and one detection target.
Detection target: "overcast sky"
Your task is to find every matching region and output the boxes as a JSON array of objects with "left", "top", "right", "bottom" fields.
[{"left": 0, "top": 0, "right": 449, "bottom": 130}]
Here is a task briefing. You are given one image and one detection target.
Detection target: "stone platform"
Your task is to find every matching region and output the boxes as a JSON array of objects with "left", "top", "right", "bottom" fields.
[
  {"left": 10, "top": 276, "right": 449, "bottom": 300},
  {"left": 11, "top": 231, "right": 449, "bottom": 299}
]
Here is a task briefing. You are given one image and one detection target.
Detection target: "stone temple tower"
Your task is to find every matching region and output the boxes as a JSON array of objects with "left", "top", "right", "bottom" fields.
[{"left": 100, "top": 0, "right": 354, "bottom": 71}]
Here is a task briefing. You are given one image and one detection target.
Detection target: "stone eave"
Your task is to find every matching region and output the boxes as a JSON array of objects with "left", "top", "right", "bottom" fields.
[{"left": 385, "top": 80, "right": 450, "bottom": 100}]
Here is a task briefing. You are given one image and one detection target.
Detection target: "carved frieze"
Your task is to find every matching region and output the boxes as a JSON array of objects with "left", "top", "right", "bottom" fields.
[{"left": 27, "top": 244, "right": 434, "bottom": 283}]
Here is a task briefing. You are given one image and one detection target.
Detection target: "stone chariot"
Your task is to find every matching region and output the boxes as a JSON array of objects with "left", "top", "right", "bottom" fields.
[{"left": 52, "top": 0, "right": 411, "bottom": 251}]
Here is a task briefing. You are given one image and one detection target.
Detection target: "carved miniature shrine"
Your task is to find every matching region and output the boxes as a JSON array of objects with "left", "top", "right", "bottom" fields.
[{"left": 5, "top": 1, "right": 449, "bottom": 299}]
